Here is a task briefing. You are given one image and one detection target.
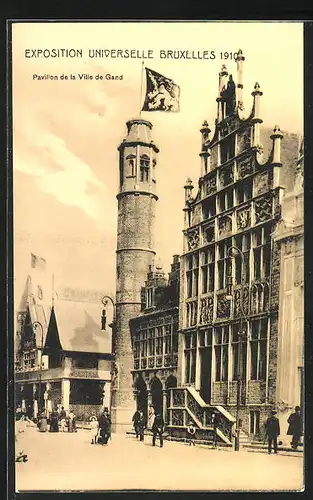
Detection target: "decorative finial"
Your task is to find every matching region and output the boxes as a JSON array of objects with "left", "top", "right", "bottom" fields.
[
  {"left": 252, "top": 82, "right": 263, "bottom": 96},
  {"left": 235, "top": 49, "right": 245, "bottom": 62},
  {"left": 220, "top": 64, "right": 228, "bottom": 73},
  {"left": 272, "top": 125, "right": 283, "bottom": 138}
]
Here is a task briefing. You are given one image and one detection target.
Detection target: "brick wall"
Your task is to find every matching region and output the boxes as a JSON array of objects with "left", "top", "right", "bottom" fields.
[
  {"left": 212, "top": 382, "right": 228, "bottom": 404},
  {"left": 247, "top": 380, "right": 266, "bottom": 404}
]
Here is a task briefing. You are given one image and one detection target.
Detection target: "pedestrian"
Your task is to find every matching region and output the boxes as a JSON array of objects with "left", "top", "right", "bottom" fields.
[
  {"left": 137, "top": 409, "right": 145, "bottom": 442},
  {"left": 187, "top": 421, "right": 196, "bottom": 446},
  {"left": 49, "top": 406, "right": 59, "bottom": 432},
  {"left": 59, "top": 406, "right": 67, "bottom": 432},
  {"left": 152, "top": 412, "right": 164, "bottom": 448},
  {"left": 211, "top": 411, "right": 219, "bottom": 449},
  {"left": 98, "top": 408, "right": 111, "bottom": 445},
  {"left": 287, "top": 406, "right": 303, "bottom": 450},
  {"left": 90, "top": 416, "right": 99, "bottom": 444},
  {"left": 37, "top": 411, "right": 48, "bottom": 432},
  {"left": 148, "top": 404, "right": 155, "bottom": 430},
  {"left": 132, "top": 409, "right": 141, "bottom": 438},
  {"left": 265, "top": 410, "right": 280, "bottom": 454},
  {"left": 68, "top": 410, "right": 77, "bottom": 433}
]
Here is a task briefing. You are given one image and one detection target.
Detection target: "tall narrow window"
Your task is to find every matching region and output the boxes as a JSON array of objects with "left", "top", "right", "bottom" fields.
[
  {"left": 214, "top": 326, "right": 229, "bottom": 381},
  {"left": 217, "top": 239, "right": 231, "bottom": 290},
  {"left": 203, "top": 198, "right": 216, "bottom": 219},
  {"left": 140, "top": 156, "right": 150, "bottom": 182},
  {"left": 186, "top": 253, "right": 199, "bottom": 298},
  {"left": 164, "top": 325, "right": 171, "bottom": 354},
  {"left": 184, "top": 332, "right": 197, "bottom": 384},
  {"left": 250, "top": 319, "right": 268, "bottom": 380},
  {"left": 220, "top": 135, "right": 235, "bottom": 164},
  {"left": 252, "top": 225, "right": 271, "bottom": 282},
  {"left": 201, "top": 247, "right": 215, "bottom": 293}
]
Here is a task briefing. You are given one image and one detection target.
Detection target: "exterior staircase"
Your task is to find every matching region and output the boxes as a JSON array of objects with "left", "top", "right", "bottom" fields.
[{"left": 166, "top": 386, "right": 236, "bottom": 447}]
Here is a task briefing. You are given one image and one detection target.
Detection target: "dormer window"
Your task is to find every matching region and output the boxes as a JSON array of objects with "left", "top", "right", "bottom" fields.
[{"left": 140, "top": 155, "right": 150, "bottom": 182}]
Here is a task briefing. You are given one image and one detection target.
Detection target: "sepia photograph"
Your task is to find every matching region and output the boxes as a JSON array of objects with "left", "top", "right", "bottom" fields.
[{"left": 10, "top": 20, "right": 304, "bottom": 492}]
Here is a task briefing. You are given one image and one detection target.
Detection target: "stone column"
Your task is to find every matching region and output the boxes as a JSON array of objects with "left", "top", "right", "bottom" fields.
[{"left": 61, "top": 379, "right": 70, "bottom": 412}]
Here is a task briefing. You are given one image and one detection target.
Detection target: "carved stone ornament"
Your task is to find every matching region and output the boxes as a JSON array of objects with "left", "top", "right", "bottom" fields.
[
  {"left": 234, "top": 288, "right": 242, "bottom": 317},
  {"left": 220, "top": 165, "right": 233, "bottom": 187},
  {"left": 111, "top": 362, "right": 119, "bottom": 389},
  {"left": 236, "top": 208, "right": 251, "bottom": 230},
  {"left": 200, "top": 296, "right": 214, "bottom": 324},
  {"left": 187, "top": 228, "right": 200, "bottom": 251},
  {"left": 284, "top": 237, "right": 294, "bottom": 255},
  {"left": 238, "top": 157, "right": 253, "bottom": 178},
  {"left": 206, "top": 175, "right": 217, "bottom": 195},
  {"left": 242, "top": 286, "right": 250, "bottom": 316},
  {"left": 218, "top": 215, "right": 232, "bottom": 237},
  {"left": 216, "top": 294, "right": 231, "bottom": 319},
  {"left": 255, "top": 194, "right": 273, "bottom": 223},
  {"left": 237, "top": 101, "right": 244, "bottom": 111}
]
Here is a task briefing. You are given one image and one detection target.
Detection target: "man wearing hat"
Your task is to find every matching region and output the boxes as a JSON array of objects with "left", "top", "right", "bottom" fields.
[
  {"left": 287, "top": 406, "right": 303, "bottom": 450},
  {"left": 265, "top": 410, "right": 280, "bottom": 454}
]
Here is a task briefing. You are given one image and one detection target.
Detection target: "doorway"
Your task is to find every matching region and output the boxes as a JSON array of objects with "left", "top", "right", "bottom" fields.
[
  {"left": 134, "top": 376, "right": 148, "bottom": 423},
  {"left": 150, "top": 377, "right": 163, "bottom": 416},
  {"left": 200, "top": 347, "right": 212, "bottom": 403}
]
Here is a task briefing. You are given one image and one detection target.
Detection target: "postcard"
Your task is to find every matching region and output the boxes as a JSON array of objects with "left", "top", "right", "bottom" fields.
[{"left": 10, "top": 20, "right": 304, "bottom": 492}]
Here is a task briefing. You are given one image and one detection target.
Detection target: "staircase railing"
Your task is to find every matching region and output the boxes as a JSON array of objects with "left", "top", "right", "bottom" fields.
[{"left": 168, "top": 386, "right": 236, "bottom": 445}]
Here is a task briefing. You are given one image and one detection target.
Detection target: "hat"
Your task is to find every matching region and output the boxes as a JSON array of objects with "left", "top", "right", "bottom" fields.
[{"left": 271, "top": 409, "right": 277, "bottom": 415}]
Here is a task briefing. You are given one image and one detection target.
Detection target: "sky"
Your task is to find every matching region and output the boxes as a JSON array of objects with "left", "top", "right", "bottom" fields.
[{"left": 12, "top": 21, "right": 304, "bottom": 309}]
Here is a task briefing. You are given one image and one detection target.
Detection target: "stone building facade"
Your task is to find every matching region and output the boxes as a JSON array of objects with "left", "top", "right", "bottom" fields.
[
  {"left": 129, "top": 256, "right": 180, "bottom": 425},
  {"left": 170, "top": 51, "right": 304, "bottom": 444},
  {"left": 112, "top": 52, "right": 303, "bottom": 445},
  {"left": 15, "top": 267, "right": 112, "bottom": 421}
]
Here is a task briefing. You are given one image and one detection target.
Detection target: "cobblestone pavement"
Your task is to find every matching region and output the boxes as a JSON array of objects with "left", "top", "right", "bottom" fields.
[{"left": 15, "top": 426, "right": 304, "bottom": 492}]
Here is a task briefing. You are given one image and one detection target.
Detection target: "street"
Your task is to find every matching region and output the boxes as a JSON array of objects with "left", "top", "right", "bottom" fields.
[{"left": 15, "top": 426, "right": 304, "bottom": 492}]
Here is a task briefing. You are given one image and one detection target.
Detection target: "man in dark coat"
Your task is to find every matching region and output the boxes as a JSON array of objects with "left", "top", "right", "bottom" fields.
[
  {"left": 98, "top": 408, "right": 111, "bottom": 445},
  {"left": 265, "top": 410, "right": 280, "bottom": 454},
  {"left": 49, "top": 407, "right": 59, "bottom": 432},
  {"left": 132, "top": 409, "right": 141, "bottom": 439},
  {"left": 287, "top": 406, "right": 302, "bottom": 450},
  {"left": 152, "top": 413, "right": 164, "bottom": 448}
]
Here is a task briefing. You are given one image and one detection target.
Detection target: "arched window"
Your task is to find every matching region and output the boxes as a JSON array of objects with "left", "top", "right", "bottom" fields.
[
  {"left": 140, "top": 155, "right": 150, "bottom": 182},
  {"left": 126, "top": 154, "right": 136, "bottom": 177}
]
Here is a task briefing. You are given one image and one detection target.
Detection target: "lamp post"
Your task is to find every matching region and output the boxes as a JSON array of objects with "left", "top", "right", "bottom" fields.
[
  {"left": 32, "top": 321, "right": 44, "bottom": 415},
  {"left": 226, "top": 245, "right": 248, "bottom": 452},
  {"left": 101, "top": 296, "right": 117, "bottom": 412}
]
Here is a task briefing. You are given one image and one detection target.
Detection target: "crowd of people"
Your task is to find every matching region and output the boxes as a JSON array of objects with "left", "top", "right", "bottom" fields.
[{"left": 15, "top": 401, "right": 303, "bottom": 458}]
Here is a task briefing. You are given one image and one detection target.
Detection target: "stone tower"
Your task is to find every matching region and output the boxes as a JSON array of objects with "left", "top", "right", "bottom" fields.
[{"left": 111, "top": 119, "right": 159, "bottom": 432}]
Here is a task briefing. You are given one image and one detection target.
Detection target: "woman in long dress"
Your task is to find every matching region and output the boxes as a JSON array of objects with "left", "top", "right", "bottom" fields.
[
  {"left": 148, "top": 404, "right": 155, "bottom": 430},
  {"left": 37, "top": 412, "right": 48, "bottom": 432}
]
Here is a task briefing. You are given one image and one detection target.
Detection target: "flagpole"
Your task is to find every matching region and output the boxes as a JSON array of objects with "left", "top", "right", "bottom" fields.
[{"left": 139, "top": 60, "right": 145, "bottom": 117}]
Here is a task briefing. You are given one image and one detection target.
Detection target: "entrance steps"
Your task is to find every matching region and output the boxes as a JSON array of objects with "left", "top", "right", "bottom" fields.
[{"left": 166, "top": 386, "right": 236, "bottom": 447}]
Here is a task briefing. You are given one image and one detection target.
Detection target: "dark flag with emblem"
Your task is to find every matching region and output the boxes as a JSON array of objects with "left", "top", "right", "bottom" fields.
[{"left": 142, "top": 67, "right": 180, "bottom": 112}]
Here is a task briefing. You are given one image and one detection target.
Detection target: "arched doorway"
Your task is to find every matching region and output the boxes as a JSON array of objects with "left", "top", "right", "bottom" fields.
[
  {"left": 150, "top": 377, "right": 163, "bottom": 416},
  {"left": 165, "top": 375, "right": 177, "bottom": 424},
  {"left": 134, "top": 376, "right": 148, "bottom": 423}
]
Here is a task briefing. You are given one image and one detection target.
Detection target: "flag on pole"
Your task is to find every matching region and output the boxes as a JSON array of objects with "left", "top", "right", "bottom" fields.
[
  {"left": 142, "top": 67, "right": 180, "bottom": 112},
  {"left": 31, "top": 253, "right": 46, "bottom": 272}
]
